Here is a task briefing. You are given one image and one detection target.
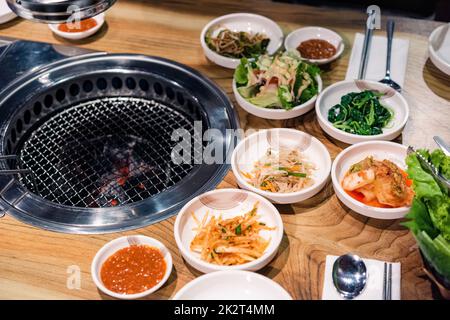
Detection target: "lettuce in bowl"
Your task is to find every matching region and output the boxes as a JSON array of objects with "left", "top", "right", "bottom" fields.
[
  {"left": 233, "top": 51, "right": 320, "bottom": 110},
  {"left": 404, "top": 149, "right": 450, "bottom": 280}
]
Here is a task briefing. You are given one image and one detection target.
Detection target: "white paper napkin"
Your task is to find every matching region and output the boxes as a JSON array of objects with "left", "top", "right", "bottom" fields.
[
  {"left": 345, "top": 33, "right": 410, "bottom": 87},
  {"left": 322, "top": 255, "right": 401, "bottom": 300}
]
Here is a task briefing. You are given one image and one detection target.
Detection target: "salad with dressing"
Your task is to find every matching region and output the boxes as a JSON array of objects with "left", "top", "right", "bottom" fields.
[{"left": 234, "top": 51, "right": 320, "bottom": 110}]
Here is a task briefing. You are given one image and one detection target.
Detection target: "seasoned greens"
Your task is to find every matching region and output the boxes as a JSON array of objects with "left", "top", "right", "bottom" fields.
[
  {"left": 234, "top": 51, "right": 320, "bottom": 110},
  {"left": 404, "top": 149, "right": 450, "bottom": 280},
  {"left": 205, "top": 28, "right": 270, "bottom": 59},
  {"left": 327, "top": 90, "right": 393, "bottom": 135}
]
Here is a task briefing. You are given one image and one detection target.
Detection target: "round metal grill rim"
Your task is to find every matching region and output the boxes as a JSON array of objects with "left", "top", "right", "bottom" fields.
[
  {"left": 3, "top": 164, "right": 231, "bottom": 234},
  {"left": 0, "top": 52, "right": 240, "bottom": 234},
  {"left": 6, "top": 0, "right": 116, "bottom": 23}
]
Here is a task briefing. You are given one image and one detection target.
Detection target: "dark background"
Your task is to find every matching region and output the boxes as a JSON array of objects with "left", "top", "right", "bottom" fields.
[{"left": 274, "top": 0, "right": 450, "bottom": 21}]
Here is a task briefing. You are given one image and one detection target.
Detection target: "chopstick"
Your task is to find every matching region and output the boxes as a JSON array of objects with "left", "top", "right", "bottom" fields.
[
  {"left": 382, "top": 262, "right": 387, "bottom": 299},
  {"left": 358, "top": 9, "right": 376, "bottom": 79},
  {"left": 387, "top": 263, "right": 392, "bottom": 300},
  {"left": 382, "top": 262, "right": 393, "bottom": 300}
]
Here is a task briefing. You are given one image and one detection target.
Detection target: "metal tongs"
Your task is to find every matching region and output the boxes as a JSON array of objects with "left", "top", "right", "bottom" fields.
[
  {"left": 434, "top": 136, "right": 450, "bottom": 156},
  {"left": 0, "top": 155, "right": 31, "bottom": 218},
  {"left": 407, "top": 146, "right": 450, "bottom": 194},
  {"left": 0, "top": 155, "right": 30, "bottom": 175},
  {"left": 358, "top": 8, "right": 378, "bottom": 79}
]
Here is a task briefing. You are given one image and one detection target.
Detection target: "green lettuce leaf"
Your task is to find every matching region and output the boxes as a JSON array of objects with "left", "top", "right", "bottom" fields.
[
  {"left": 406, "top": 152, "right": 450, "bottom": 240},
  {"left": 277, "top": 85, "right": 293, "bottom": 110},
  {"left": 248, "top": 90, "right": 280, "bottom": 108},
  {"left": 237, "top": 84, "right": 259, "bottom": 99},
  {"left": 430, "top": 149, "right": 450, "bottom": 180},
  {"left": 306, "top": 63, "right": 321, "bottom": 77},
  {"left": 416, "top": 231, "right": 450, "bottom": 280},
  {"left": 430, "top": 199, "right": 450, "bottom": 241},
  {"left": 404, "top": 150, "right": 450, "bottom": 280},
  {"left": 406, "top": 152, "right": 442, "bottom": 199},
  {"left": 234, "top": 58, "right": 249, "bottom": 86},
  {"left": 293, "top": 62, "right": 319, "bottom": 104},
  {"left": 298, "top": 81, "right": 318, "bottom": 103},
  {"left": 404, "top": 198, "right": 439, "bottom": 238},
  {"left": 293, "top": 63, "right": 306, "bottom": 98}
]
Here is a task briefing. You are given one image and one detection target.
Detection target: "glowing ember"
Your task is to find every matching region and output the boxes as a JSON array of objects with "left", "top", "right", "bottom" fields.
[{"left": 94, "top": 135, "right": 154, "bottom": 207}]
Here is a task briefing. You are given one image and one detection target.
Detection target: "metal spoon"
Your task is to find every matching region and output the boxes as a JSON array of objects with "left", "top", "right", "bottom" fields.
[
  {"left": 332, "top": 254, "right": 367, "bottom": 299},
  {"left": 379, "top": 20, "right": 401, "bottom": 92}
]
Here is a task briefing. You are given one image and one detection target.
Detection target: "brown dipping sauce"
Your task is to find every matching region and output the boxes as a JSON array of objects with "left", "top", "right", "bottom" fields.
[
  {"left": 58, "top": 18, "right": 97, "bottom": 33},
  {"left": 100, "top": 245, "right": 166, "bottom": 295},
  {"left": 297, "top": 39, "right": 337, "bottom": 60}
]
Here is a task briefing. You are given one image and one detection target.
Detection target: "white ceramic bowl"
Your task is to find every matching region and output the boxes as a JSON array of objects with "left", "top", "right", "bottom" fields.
[
  {"left": 174, "top": 189, "right": 283, "bottom": 273},
  {"left": 331, "top": 141, "right": 410, "bottom": 220},
  {"left": 428, "top": 24, "right": 450, "bottom": 76},
  {"left": 200, "top": 13, "right": 284, "bottom": 69},
  {"left": 284, "top": 26, "right": 344, "bottom": 65},
  {"left": 172, "top": 270, "right": 292, "bottom": 300},
  {"left": 0, "top": 0, "right": 16, "bottom": 24},
  {"left": 316, "top": 80, "right": 409, "bottom": 145},
  {"left": 231, "top": 128, "right": 331, "bottom": 204},
  {"left": 91, "top": 235, "right": 173, "bottom": 299},
  {"left": 48, "top": 13, "right": 104, "bottom": 40},
  {"left": 233, "top": 74, "right": 322, "bottom": 120}
]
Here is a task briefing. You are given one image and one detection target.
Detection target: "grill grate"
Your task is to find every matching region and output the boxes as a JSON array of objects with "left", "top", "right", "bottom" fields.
[{"left": 17, "top": 97, "right": 199, "bottom": 208}]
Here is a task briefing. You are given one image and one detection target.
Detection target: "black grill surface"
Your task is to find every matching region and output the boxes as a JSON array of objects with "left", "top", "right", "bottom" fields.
[{"left": 18, "top": 97, "right": 197, "bottom": 208}]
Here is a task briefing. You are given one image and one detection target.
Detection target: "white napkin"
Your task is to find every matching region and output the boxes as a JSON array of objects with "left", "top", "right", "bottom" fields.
[
  {"left": 322, "top": 255, "right": 401, "bottom": 300},
  {"left": 345, "top": 33, "right": 410, "bottom": 87}
]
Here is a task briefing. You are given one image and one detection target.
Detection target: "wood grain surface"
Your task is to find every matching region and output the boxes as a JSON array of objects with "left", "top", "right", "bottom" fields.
[{"left": 0, "top": 0, "right": 449, "bottom": 300}]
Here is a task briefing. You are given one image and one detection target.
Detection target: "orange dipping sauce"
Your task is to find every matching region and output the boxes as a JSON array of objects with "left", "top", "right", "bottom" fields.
[
  {"left": 100, "top": 245, "right": 166, "bottom": 295},
  {"left": 58, "top": 18, "right": 97, "bottom": 33}
]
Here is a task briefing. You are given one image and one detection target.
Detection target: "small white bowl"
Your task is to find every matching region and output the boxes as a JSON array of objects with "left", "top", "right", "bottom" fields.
[
  {"left": 174, "top": 189, "right": 283, "bottom": 273},
  {"left": 233, "top": 74, "right": 322, "bottom": 120},
  {"left": 284, "top": 26, "right": 344, "bottom": 65},
  {"left": 0, "top": 0, "right": 16, "bottom": 24},
  {"left": 331, "top": 141, "right": 410, "bottom": 220},
  {"left": 428, "top": 24, "right": 450, "bottom": 76},
  {"left": 200, "top": 13, "right": 284, "bottom": 69},
  {"left": 172, "top": 270, "right": 292, "bottom": 300},
  {"left": 91, "top": 235, "right": 173, "bottom": 300},
  {"left": 231, "top": 128, "right": 331, "bottom": 204},
  {"left": 316, "top": 80, "right": 409, "bottom": 145},
  {"left": 48, "top": 13, "right": 105, "bottom": 40}
]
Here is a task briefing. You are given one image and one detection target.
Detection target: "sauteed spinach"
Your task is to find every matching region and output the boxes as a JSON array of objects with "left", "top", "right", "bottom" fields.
[{"left": 327, "top": 90, "right": 393, "bottom": 136}]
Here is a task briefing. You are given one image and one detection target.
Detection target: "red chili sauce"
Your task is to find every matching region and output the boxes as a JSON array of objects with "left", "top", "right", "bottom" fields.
[
  {"left": 58, "top": 18, "right": 97, "bottom": 33},
  {"left": 297, "top": 39, "right": 337, "bottom": 60},
  {"left": 100, "top": 245, "right": 166, "bottom": 294}
]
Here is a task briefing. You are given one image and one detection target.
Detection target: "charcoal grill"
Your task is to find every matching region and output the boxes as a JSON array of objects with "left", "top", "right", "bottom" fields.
[
  {"left": 6, "top": 0, "right": 116, "bottom": 23},
  {"left": 0, "top": 39, "right": 239, "bottom": 233}
]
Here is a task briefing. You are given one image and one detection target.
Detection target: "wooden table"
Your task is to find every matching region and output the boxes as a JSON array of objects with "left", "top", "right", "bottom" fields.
[{"left": 0, "top": 0, "right": 449, "bottom": 300}]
